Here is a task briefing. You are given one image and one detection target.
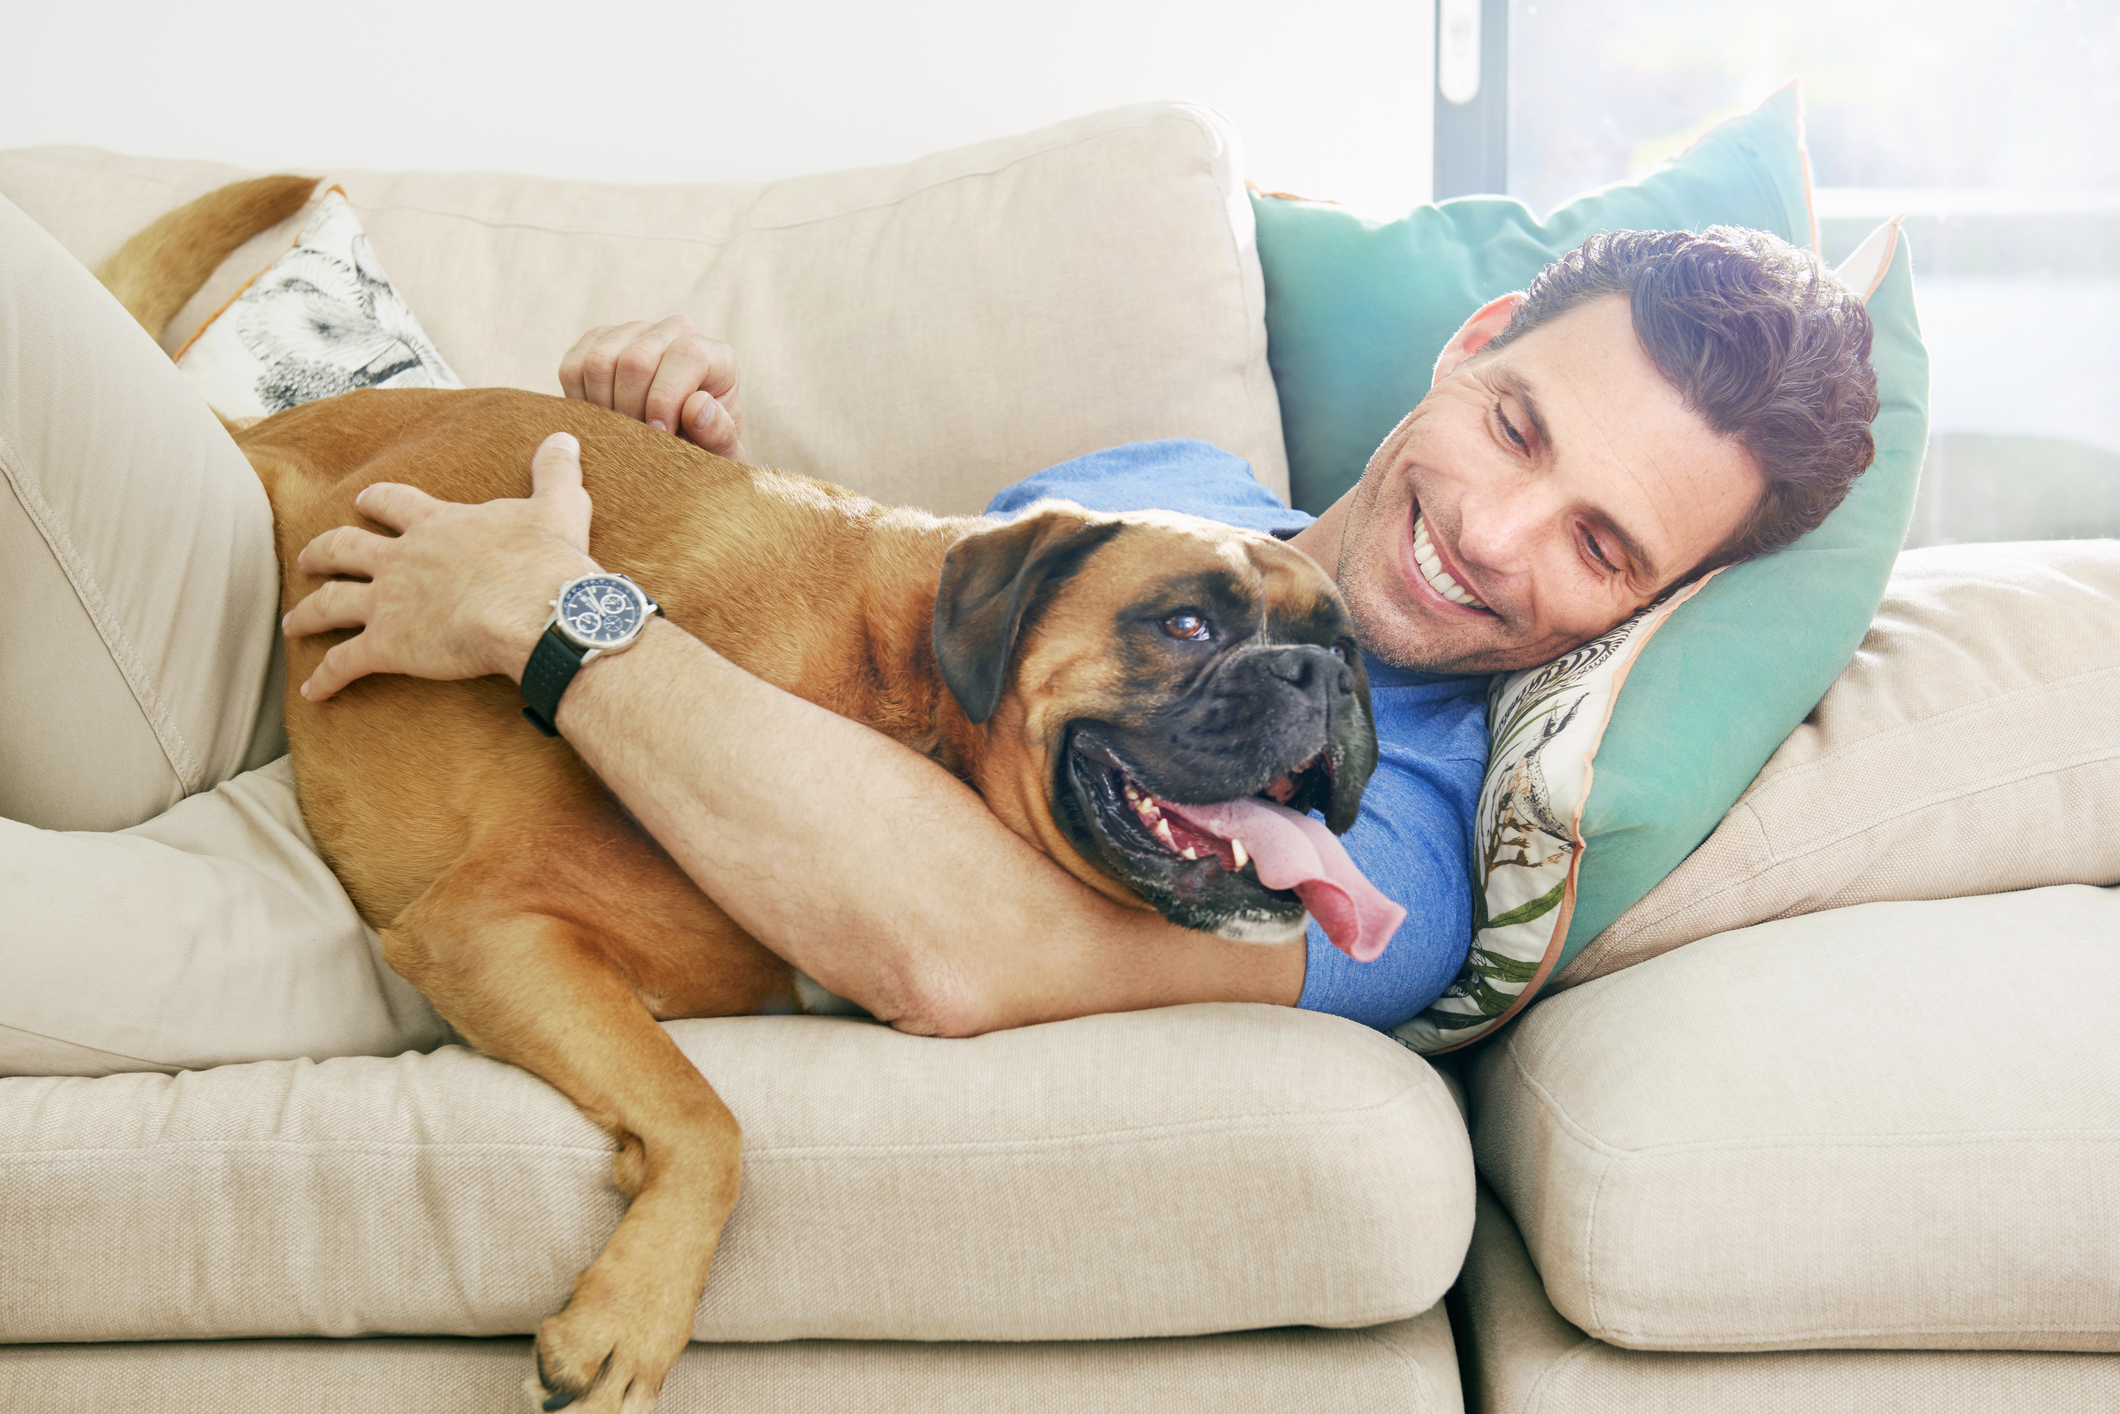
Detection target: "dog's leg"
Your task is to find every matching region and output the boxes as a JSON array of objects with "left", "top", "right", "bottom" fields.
[{"left": 386, "top": 867, "right": 741, "bottom": 1414}]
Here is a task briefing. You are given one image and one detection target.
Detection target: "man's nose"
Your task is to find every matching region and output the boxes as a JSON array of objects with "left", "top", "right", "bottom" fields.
[{"left": 1454, "top": 474, "right": 1557, "bottom": 573}]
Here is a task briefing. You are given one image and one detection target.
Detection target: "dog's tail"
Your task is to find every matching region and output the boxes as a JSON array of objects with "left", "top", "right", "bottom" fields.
[{"left": 95, "top": 174, "right": 318, "bottom": 344}]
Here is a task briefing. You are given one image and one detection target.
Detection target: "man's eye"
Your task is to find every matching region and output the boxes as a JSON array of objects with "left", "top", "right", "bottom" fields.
[
  {"left": 1161, "top": 611, "right": 1211, "bottom": 641},
  {"left": 1585, "top": 532, "right": 1615, "bottom": 571},
  {"left": 1497, "top": 403, "right": 1528, "bottom": 451}
]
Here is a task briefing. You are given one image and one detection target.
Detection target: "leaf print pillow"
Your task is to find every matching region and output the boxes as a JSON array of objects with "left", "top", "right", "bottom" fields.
[
  {"left": 177, "top": 187, "right": 461, "bottom": 421},
  {"left": 1389, "top": 583, "right": 1719, "bottom": 1054}
]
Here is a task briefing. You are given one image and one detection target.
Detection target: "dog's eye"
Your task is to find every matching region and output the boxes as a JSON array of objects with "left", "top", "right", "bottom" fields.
[
  {"left": 1329, "top": 644, "right": 1347, "bottom": 659},
  {"left": 1161, "top": 611, "right": 1211, "bottom": 641}
]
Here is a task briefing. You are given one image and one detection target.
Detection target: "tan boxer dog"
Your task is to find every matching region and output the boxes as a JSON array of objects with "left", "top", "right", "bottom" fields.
[{"left": 101, "top": 179, "right": 1396, "bottom": 1414}]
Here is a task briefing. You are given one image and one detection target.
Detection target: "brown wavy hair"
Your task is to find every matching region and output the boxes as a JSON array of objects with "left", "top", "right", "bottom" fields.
[{"left": 1482, "top": 226, "right": 1880, "bottom": 583}]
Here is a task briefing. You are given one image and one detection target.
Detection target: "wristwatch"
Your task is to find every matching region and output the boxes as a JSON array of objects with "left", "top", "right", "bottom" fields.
[{"left": 520, "top": 572, "right": 661, "bottom": 736}]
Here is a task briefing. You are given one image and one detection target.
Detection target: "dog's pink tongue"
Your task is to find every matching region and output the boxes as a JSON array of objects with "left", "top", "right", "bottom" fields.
[{"left": 1161, "top": 797, "right": 1403, "bottom": 962}]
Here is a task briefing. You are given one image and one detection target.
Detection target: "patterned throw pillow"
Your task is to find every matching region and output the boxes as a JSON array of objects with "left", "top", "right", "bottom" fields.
[
  {"left": 1390, "top": 587, "right": 1712, "bottom": 1051},
  {"left": 1392, "top": 219, "right": 1917, "bottom": 1054},
  {"left": 176, "top": 187, "right": 461, "bottom": 420}
]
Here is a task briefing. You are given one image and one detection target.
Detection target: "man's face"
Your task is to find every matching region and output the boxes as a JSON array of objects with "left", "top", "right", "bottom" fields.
[{"left": 1332, "top": 292, "right": 1765, "bottom": 675}]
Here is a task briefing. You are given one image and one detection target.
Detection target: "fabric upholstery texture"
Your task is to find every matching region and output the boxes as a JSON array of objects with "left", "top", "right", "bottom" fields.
[
  {"left": 1565, "top": 538, "right": 2120, "bottom": 987},
  {"left": 0, "top": 1004, "right": 1474, "bottom": 1345},
  {"left": 0, "top": 1306, "right": 1464, "bottom": 1414},
  {"left": 0, "top": 102, "right": 1288, "bottom": 514},
  {"left": 1455, "top": 1186, "right": 2120, "bottom": 1414},
  {"left": 1469, "top": 886, "right": 2120, "bottom": 1352}
]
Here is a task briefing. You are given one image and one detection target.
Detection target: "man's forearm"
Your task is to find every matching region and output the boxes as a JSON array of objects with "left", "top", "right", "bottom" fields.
[{"left": 551, "top": 619, "right": 1304, "bottom": 1034}]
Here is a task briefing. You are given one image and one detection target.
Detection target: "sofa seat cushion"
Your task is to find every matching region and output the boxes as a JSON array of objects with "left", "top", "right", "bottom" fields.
[
  {"left": 0, "top": 1003, "right": 1472, "bottom": 1345},
  {"left": 0, "top": 1306, "right": 1465, "bottom": 1414},
  {"left": 1469, "top": 885, "right": 2120, "bottom": 1352},
  {"left": 1455, "top": 1186, "right": 2120, "bottom": 1414},
  {"left": 0, "top": 102, "right": 1288, "bottom": 516}
]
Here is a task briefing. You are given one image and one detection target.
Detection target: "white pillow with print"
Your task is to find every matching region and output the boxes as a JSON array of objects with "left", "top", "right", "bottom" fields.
[{"left": 178, "top": 187, "right": 461, "bottom": 421}]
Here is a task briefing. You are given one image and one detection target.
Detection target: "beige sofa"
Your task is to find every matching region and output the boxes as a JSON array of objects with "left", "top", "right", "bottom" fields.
[
  {"left": 4, "top": 102, "right": 2117, "bottom": 1413},
  {"left": 0, "top": 106, "right": 1469, "bottom": 1412},
  {"left": 1454, "top": 533, "right": 2120, "bottom": 1410}
]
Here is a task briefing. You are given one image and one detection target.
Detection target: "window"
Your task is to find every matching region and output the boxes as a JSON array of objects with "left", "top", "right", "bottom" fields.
[{"left": 1440, "top": 0, "right": 2120, "bottom": 546}]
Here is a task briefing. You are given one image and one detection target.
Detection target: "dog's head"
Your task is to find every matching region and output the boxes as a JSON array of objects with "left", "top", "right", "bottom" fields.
[{"left": 934, "top": 502, "right": 1384, "bottom": 952}]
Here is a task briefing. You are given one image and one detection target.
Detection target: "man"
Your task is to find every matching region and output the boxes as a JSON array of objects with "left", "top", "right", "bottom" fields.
[{"left": 283, "top": 226, "right": 1879, "bottom": 1039}]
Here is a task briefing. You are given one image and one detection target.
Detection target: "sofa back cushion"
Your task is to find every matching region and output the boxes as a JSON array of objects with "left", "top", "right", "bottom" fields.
[
  {"left": 0, "top": 102, "right": 1287, "bottom": 515},
  {"left": 1558, "top": 537, "right": 2120, "bottom": 987}
]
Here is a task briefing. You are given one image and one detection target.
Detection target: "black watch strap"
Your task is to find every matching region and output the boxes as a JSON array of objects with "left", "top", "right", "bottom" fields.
[{"left": 520, "top": 625, "right": 588, "bottom": 737}]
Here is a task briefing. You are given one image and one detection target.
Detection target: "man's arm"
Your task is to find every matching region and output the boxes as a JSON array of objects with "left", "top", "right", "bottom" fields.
[{"left": 284, "top": 435, "right": 1303, "bottom": 1035}]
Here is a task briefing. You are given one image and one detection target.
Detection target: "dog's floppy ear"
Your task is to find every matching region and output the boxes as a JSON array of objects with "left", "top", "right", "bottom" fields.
[{"left": 933, "top": 505, "right": 1126, "bottom": 725}]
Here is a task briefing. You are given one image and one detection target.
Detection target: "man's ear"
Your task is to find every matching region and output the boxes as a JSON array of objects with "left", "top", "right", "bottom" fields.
[
  {"left": 1432, "top": 291, "right": 1526, "bottom": 385},
  {"left": 932, "top": 505, "right": 1126, "bottom": 725}
]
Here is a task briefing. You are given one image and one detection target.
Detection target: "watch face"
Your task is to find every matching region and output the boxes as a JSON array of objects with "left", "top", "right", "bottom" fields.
[{"left": 558, "top": 576, "right": 647, "bottom": 647}]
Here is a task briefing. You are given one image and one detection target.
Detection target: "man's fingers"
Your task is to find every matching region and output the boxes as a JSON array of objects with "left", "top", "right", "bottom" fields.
[
  {"left": 557, "top": 325, "right": 604, "bottom": 401},
  {"left": 665, "top": 322, "right": 739, "bottom": 402},
  {"left": 530, "top": 432, "right": 595, "bottom": 547},
  {"left": 610, "top": 337, "right": 665, "bottom": 424},
  {"left": 682, "top": 389, "right": 743, "bottom": 460},
  {"left": 296, "top": 522, "right": 392, "bottom": 579},
  {"left": 610, "top": 314, "right": 705, "bottom": 423},
  {"left": 561, "top": 316, "right": 739, "bottom": 441},
  {"left": 298, "top": 633, "right": 379, "bottom": 702},
  {"left": 642, "top": 331, "right": 724, "bottom": 433},
  {"left": 562, "top": 321, "right": 652, "bottom": 410},
  {"left": 352, "top": 480, "right": 444, "bottom": 533},
  {"left": 530, "top": 432, "right": 585, "bottom": 494},
  {"left": 281, "top": 578, "right": 374, "bottom": 641}
]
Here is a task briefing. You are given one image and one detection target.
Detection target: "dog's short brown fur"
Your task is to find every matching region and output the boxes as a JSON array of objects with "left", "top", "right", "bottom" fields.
[{"left": 105, "top": 179, "right": 1378, "bottom": 1413}]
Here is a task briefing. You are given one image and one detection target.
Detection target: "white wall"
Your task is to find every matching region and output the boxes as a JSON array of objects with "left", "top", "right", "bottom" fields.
[{"left": 4, "top": 0, "right": 1433, "bottom": 215}]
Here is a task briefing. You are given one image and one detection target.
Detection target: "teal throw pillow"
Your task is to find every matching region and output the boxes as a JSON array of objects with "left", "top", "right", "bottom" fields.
[
  {"left": 1255, "top": 83, "right": 1815, "bottom": 514},
  {"left": 1246, "top": 87, "right": 1929, "bottom": 1050}
]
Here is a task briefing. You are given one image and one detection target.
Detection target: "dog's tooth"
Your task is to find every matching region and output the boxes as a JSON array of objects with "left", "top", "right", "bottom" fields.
[
  {"left": 1155, "top": 819, "right": 1177, "bottom": 849},
  {"left": 1232, "top": 838, "right": 1249, "bottom": 871},
  {"left": 1181, "top": 845, "right": 1198, "bottom": 860}
]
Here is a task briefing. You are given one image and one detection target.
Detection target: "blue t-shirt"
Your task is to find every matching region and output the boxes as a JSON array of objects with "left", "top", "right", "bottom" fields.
[{"left": 987, "top": 439, "right": 1490, "bottom": 1030}]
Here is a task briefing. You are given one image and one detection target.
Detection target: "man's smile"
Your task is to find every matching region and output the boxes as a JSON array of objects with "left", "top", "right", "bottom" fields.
[{"left": 1400, "top": 501, "right": 1495, "bottom": 615}]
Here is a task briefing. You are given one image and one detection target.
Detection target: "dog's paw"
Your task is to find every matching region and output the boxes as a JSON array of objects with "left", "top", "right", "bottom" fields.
[{"left": 531, "top": 1287, "right": 691, "bottom": 1414}]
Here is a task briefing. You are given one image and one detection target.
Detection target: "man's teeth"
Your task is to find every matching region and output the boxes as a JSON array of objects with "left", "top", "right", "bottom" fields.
[{"left": 1412, "top": 513, "right": 1488, "bottom": 609}]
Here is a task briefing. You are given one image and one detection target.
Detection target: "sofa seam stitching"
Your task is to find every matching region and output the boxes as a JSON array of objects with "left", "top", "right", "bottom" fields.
[
  {"left": 1171, "top": 105, "right": 1286, "bottom": 494},
  {"left": 1597, "top": 1318, "right": 2120, "bottom": 1345},
  {"left": 1343, "top": 1321, "right": 1441, "bottom": 1408},
  {"left": 1583, "top": 1145, "right": 1611, "bottom": 1335},
  {"left": 1521, "top": 1335, "right": 1607, "bottom": 1414},
  {"left": 1612, "top": 750, "right": 2120, "bottom": 942},
  {"left": 1, "top": 1075, "right": 1448, "bottom": 1161},
  {"left": 1735, "top": 664, "right": 2120, "bottom": 826}
]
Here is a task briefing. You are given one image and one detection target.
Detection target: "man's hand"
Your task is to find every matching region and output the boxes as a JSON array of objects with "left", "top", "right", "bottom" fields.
[
  {"left": 559, "top": 315, "right": 746, "bottom": 461},
  {"left": 283, "top": 433, "right": 600, "bottom": 701}
]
